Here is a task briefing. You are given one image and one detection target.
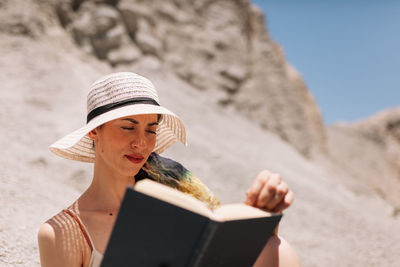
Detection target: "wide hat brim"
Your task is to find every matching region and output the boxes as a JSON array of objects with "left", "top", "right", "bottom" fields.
[{"left": 49, "top": 104, "right": 187, "bottom": 163}]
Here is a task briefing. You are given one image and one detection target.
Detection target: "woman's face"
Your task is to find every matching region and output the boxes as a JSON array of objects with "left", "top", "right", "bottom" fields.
[{"left": 91, "top": 114, "right": 158, "bottom": 178}]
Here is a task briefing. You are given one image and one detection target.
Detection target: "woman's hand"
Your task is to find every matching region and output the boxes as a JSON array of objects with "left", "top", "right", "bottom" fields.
[
  {"left": 244, "top": 170, "right": 294, "bottom": 213},
  {"left": 246, "top": 170, "right": 300, "bottom": 267}
]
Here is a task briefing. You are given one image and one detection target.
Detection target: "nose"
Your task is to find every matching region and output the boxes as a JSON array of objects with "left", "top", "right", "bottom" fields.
[{"left": 130, "top": 131, "right": 147, "bottom": 149}]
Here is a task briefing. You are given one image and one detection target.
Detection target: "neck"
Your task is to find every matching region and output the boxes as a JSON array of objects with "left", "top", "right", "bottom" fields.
[{"left": 79, "top": 159, "right": 137, "bottom": 214}]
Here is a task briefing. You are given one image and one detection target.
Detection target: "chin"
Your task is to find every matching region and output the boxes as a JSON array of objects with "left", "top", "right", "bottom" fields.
[{"left": 128, "top": 166, "right": 142, "bottom": 176}]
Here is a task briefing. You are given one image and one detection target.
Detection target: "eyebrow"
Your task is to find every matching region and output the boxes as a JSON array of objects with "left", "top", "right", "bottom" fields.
[{"left": 122, "top": 118, "right": 159, "bottom": 126}]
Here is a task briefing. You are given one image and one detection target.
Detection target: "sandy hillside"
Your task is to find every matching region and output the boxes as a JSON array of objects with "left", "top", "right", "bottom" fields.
[{"left": 1, "top": 1, "right": 400, "bottom": 267}]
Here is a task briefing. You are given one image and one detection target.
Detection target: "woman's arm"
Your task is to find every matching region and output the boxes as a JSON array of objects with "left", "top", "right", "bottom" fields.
[
  {"left": 38, "top": 222, "right": 82, "bottom": 267},
  {"left": 253, "top": 235, "right": 301, "bottom": 267},
  {"left": 245, "top": 170, "right": 301, "bottom": 267}
]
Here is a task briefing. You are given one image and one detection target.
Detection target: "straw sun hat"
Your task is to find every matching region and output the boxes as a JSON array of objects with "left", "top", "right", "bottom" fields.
[{"left": 50, "top": 72, "right": 186, "bottom": 163}]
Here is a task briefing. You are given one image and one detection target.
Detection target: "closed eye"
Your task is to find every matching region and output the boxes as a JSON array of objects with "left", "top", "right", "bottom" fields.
[{"left": 121, "top": 127, "right": 134, "bottom": 130}]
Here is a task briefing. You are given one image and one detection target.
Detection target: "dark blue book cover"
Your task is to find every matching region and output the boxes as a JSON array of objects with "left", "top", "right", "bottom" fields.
[{"left": 100, "top": 184, "right": 282, "bottom": 267}]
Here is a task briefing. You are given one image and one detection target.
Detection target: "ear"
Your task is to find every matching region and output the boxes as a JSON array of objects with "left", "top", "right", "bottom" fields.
[{"left": 87, "top": 128, "right": 99, "bottom": 141}]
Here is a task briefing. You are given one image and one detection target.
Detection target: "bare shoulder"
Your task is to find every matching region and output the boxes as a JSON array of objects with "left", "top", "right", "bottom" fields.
[
  {"left": 38, "top": 222, "right": 56, "bottom": 247},
  {"left": 38, "top": 210, "right": 90, "bottom": 267},
  {"left": 38, "top": 211, "right": 71, "bottom": 245}
]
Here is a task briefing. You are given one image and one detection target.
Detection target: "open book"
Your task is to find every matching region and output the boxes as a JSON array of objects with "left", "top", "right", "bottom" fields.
[{"left": 100, "top": 179, "right": 282, "bottom": 267}]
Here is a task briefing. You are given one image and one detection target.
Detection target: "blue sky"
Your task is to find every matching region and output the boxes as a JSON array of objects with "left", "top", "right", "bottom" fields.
[{"left": 252, "top": 0, "right": 400, "bottom": 124}]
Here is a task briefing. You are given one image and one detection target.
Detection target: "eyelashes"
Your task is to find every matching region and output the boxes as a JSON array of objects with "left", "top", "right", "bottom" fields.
[{"left": 121, "top": 127, "right": 157, "bottom": 135}]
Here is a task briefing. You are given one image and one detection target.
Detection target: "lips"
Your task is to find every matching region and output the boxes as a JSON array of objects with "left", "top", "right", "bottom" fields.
[{"left": 125, "top": 154, "right": 145, "bottom": 164}]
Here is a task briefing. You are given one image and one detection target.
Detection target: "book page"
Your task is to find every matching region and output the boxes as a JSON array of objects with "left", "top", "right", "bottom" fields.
[
  {"left": 134, "top": 179, "right": 214, "bottom": 218},
  {"left": 214, "top": 203, "right": 272, "bottom": 221}
]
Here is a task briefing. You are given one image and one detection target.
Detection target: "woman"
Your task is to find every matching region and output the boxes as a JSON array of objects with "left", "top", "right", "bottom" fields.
[{"left": 38, "top": 72, "right": 300, "bottom": 267}]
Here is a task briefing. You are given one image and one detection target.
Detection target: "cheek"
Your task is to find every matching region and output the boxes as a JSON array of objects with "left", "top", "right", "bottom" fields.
[
  {"left": 147, "top": 135, "right": 157, "bottom": 150},
  {"left": 98, "top": 131, "right": 127, "bottom": 153}
]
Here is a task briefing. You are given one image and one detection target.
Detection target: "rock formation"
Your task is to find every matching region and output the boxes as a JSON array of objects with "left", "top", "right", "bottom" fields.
[
  {"left": 54, "top": 0, "right": 326, "bottom": 157},
  {"left": 327, "top": 108, "right": 400, "bottom": 211}
]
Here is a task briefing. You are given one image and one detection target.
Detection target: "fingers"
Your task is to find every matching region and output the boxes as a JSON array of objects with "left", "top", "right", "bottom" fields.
[
  {"left": 265, "top": 180, "right": 289, "bottom": 210},
  {"left": 256, "top": 173, "right": 282, "bottom": 209},
  {"left": 245, "top": 170, "right": 271, "bottom": 206},
  {"left": 245, "top": 170, "right": 294, "bottom": 213},
  {"left": 272, "top": 189, "right": 294, "bottom": 213}
]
